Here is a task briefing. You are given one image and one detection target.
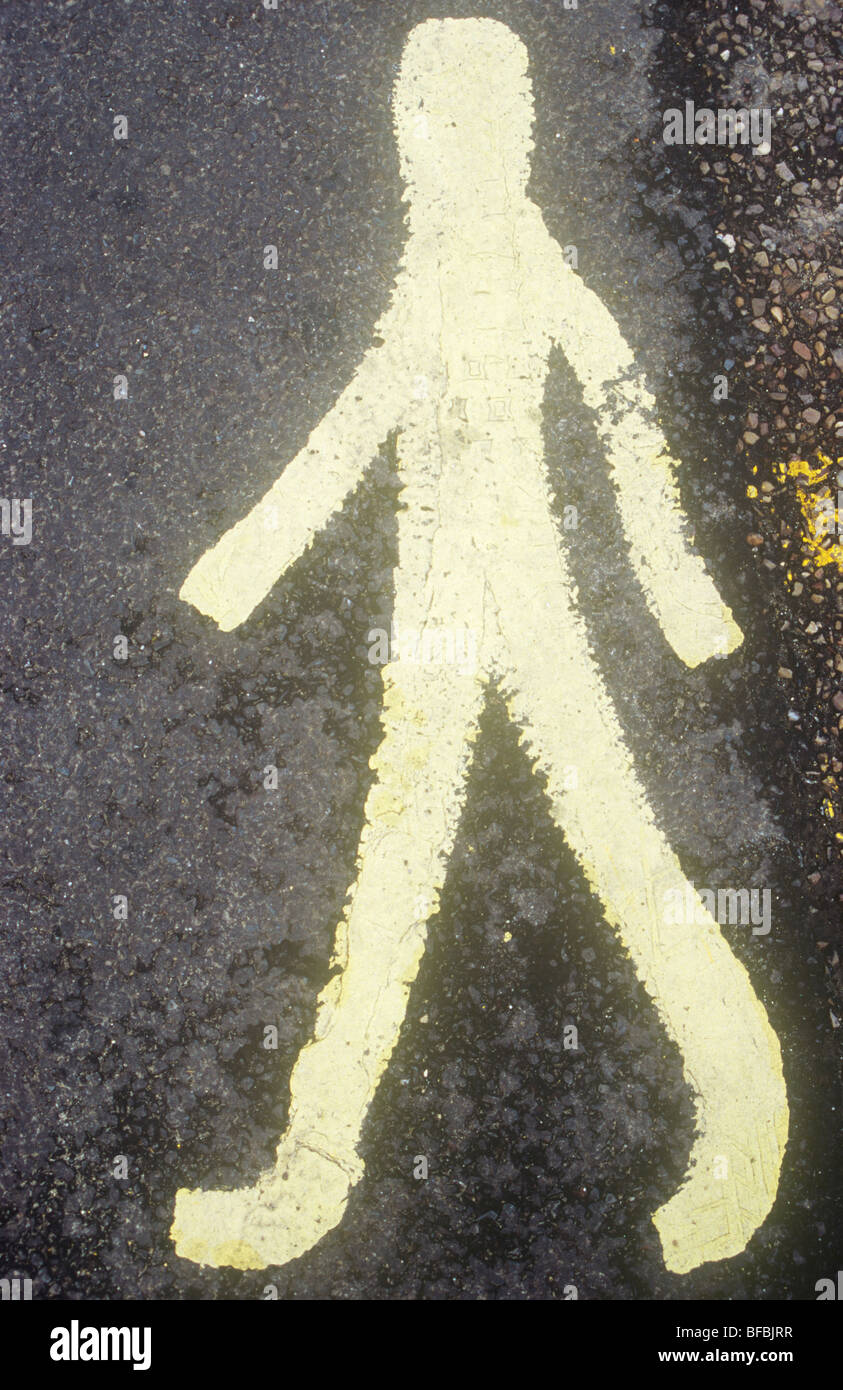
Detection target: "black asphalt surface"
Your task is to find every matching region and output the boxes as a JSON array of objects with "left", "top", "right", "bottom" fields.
[{"left": 1, "top": 0, "right": 841, "bottom": 1301}]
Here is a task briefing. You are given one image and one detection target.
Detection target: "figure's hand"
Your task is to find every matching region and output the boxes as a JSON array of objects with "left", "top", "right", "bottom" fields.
[
  {"left": 180, "top": 486, "right": 301, "bottom": 632},
  {"left": 652, "top": 567, "right": 743, "bottom": 669}
]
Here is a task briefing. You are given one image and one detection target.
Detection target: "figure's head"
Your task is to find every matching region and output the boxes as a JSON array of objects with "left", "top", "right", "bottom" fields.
[{"left": 393, "top": 18, "right": 534, "bottom": 211}]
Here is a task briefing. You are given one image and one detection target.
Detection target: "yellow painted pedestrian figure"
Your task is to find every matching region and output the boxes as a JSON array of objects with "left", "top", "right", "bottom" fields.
[{"left": 172, "top": 18, "right": 788, "bottom": 1275}]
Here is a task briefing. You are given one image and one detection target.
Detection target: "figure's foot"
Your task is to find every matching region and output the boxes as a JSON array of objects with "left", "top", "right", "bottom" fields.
[
  {"left": 652, "top": 1129, "right": 784, "bottom": 1275},
  {"left": 654, "top": 1178, "right": 735, "bottom": 1276},
  {"left": 170, "top": 1134, "right": 364, "bottom": 1270}
]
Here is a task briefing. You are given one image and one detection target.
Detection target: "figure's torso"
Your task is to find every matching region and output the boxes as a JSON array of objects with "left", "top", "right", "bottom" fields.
[{"left": 390, "top": 209, "right": 571, "bottom": 641}]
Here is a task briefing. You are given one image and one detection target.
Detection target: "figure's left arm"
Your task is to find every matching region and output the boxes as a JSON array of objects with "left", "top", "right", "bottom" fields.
[
  {"left": 180, "top": 290, "right": 413, "bottom": 632},
  {"left": 550, "top": 262, "right": 742, "bottom": 668}
]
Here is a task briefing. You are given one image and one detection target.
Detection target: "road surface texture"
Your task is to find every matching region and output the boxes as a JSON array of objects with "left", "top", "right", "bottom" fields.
[{"left": 1, "top": 0, "right": 841, "bottom": 1299}]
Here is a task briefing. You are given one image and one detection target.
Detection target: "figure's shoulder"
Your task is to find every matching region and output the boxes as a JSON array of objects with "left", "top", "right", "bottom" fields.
[
  {"left": 515, "top": 204, "right": 576, "bottom": 329},
  {"left": 520, "top": 200, "right": 563, "bottom": 247}
]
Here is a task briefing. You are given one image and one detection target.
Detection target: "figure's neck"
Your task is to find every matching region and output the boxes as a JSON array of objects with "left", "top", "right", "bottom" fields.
[{"left": 404, "top": 193, "right": 534, "bottom": 244}]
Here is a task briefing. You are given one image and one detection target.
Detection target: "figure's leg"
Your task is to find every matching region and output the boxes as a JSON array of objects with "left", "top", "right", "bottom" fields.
[
  {"left": 494, "top": 566, "right": 788, "bottom": 1275},
  {"left": 171, "top": 662, "right": 484, "bottom": 1269}
]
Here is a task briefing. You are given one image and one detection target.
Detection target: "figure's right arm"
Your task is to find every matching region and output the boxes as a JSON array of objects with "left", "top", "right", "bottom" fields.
[
  {"left": 547, "top": 256, "right": 742, "bottom": 669},
  {"left": 180, "top": 299, "right": 411, "bottom": 631}
]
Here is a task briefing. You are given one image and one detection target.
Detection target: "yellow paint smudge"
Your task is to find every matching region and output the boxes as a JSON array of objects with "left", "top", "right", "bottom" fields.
[{"left": 775, "top": 452, "right": 843, "bottom": 570}]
